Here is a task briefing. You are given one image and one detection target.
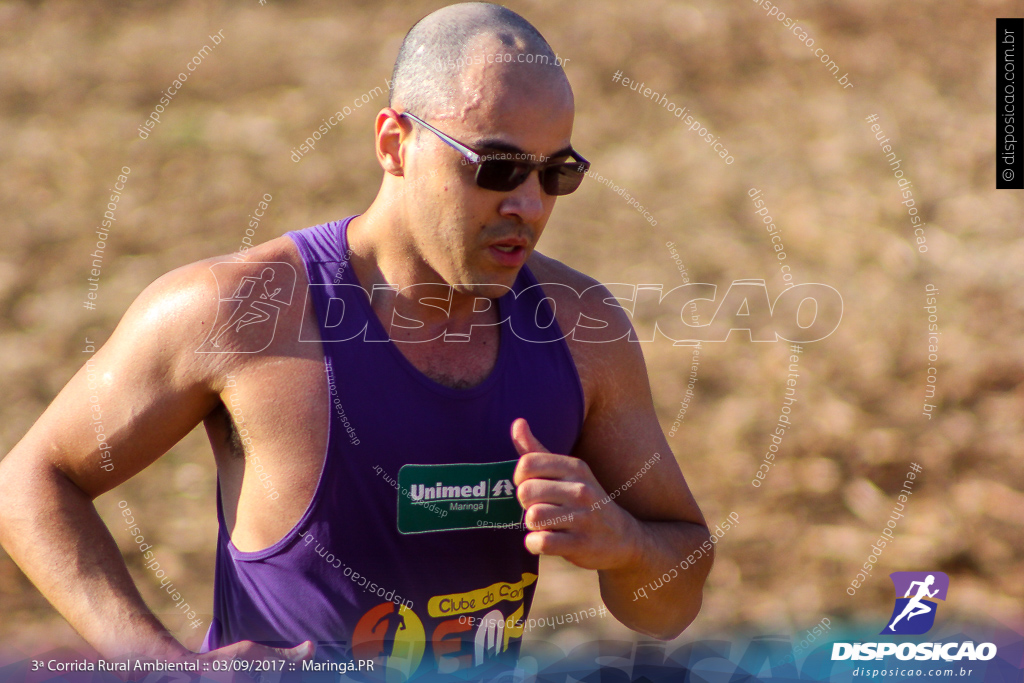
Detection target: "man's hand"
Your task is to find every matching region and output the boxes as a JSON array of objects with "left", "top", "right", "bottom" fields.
[{"left": 511, "top": 417, "right": 642, "bottom": 571}]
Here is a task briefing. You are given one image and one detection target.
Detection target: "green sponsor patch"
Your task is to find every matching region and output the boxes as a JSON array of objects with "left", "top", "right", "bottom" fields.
[{"left": 397, "top": 460, "right": 522, "bottom": 534}]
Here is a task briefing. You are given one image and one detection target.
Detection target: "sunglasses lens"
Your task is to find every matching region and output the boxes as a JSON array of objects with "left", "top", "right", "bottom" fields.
[
  {"left": 475, "top": 159, "right": 589, "bottom": 196},
  {"left": 541, "top": 163, "right": 587, "bottom": 196},
  {"left": 476, "top": 160, "right": 529, "bottom": 192}
]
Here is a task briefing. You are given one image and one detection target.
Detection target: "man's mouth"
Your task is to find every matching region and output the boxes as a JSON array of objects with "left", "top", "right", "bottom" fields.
[{"left": 487, "top": 239, "right": 529, "bottom": 267}]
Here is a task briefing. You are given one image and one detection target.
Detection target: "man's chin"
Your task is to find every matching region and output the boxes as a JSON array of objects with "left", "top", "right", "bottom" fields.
[{"left": 451, "top": 278, "right": 519, "bottom": 299}]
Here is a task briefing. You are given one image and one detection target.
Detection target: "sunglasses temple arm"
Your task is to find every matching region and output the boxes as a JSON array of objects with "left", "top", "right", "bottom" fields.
[
  {"left": 570, "top": 149, "right": 589, "bottom": 171},
  {"left": 401, "top": 112, "right": 482, "bottom": 163},
  {"left": 439, "top": 136, "right": 482, "bottom": 164}
]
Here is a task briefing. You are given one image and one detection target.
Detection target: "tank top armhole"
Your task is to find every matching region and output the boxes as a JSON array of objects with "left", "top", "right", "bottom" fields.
[
  {"left": 222, "top": 372, "right": 334, "bottom": 561},
  {"left": 222, "top": 229, "right": 338, "bottom": 563}
]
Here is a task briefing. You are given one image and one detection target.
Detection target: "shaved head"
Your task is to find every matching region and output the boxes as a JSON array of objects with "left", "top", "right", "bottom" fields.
[
  {"left": 359, "top": 3, "right": 578, "bottom": 299},
  {"left": 389, "top": 2, "right": 569, "bottom": 119}
]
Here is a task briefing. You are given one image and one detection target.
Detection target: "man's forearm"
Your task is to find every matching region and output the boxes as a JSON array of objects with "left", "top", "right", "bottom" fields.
[
  {"left": 0, "top": 455, "right": 188, "bottom": 660},
  {"left": 598, "top": 518, "right": 713, "bottom": 640}
]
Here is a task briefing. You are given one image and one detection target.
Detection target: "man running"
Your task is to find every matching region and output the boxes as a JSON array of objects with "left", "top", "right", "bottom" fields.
[{"left": 0, "top": 3, "right": 712, "bottom": 678}]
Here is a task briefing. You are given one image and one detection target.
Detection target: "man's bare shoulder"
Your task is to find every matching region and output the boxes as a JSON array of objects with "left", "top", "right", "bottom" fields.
[
  {"left": 526, "top": 250, "right": 599, "bottom": 291},
  {"left": 526, "top": 250, "right": 632, "bottom": 336},
  {"left": 114, "top": 235, "right": 309, "bottom": 388}
]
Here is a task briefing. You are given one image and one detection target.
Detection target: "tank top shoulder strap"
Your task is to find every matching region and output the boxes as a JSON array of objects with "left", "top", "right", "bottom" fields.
[
  {"left": 505, "top": 260, "right": 577, "bottom": 345},
  {"left": 288, "top": 218, "right": 350, "bottom": 272}
]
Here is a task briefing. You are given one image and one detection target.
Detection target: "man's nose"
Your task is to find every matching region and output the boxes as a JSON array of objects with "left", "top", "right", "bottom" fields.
[{"left": 498, "top": 170, "right": 547, "bottom": 223}]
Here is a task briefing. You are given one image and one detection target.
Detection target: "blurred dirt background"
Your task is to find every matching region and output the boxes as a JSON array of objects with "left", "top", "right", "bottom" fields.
[{"left": 1, "top": 0, "right": 1022, "bottom": 661}]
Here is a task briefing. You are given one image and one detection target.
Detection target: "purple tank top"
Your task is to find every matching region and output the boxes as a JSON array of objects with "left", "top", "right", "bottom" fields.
[{"left": 202, "top": 217, "right": 585, "bottom": 678}]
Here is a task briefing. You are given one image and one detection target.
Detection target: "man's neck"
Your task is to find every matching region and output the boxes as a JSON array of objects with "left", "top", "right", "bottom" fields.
[{"left": 346, "top": 199, "right": 504, "bottom": 337}]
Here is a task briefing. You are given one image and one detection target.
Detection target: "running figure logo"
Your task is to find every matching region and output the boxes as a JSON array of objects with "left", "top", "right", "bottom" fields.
[
  {"left": 374, "top": 608, "right": 407, "bottom": 659},
  {"left": 196, "top": 262, "right": 295, "bottom": 354},
  {"left": 351, "top": 603, "right": 425, "bottom": 679},
  {"left": 881, "top": 571, "right": 949, "bottom": 635}
]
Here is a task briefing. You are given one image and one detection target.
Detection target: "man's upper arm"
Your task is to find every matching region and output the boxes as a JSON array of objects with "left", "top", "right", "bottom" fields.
[
  {"left": 573, "top": 317, "right": 706, "bottom": 526},
  {"left": 529, "top": 255, "right": 706, "bottom": 527},
  {"left": 4, "top": 261, "right": 228, "bottom": 499}
]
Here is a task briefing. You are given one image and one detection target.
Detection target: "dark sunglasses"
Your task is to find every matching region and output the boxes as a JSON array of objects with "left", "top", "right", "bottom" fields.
[{"left": 400, "top": 111, "right": 590, "bottom": 196}]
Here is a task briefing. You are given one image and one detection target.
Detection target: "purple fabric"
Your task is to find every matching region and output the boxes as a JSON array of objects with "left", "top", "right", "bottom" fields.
[{"left": 201, "top": 216, "right": 584, "bottom": 675}]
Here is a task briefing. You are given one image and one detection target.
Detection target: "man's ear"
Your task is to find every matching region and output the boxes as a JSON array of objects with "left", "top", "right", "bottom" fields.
[{"left": 376, "top": 108, "right": 407, "bottom": 176}]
